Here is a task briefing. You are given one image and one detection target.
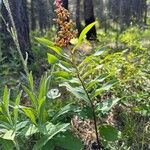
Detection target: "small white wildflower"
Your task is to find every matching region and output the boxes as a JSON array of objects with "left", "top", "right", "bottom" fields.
[{"left": 47, "top": 88, "right": 61, "bottom": 99}]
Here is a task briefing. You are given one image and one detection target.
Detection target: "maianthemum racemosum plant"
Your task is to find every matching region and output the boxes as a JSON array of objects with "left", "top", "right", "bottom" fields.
[{"left": 36, "top": 0, "right": 118, "bottom": 149}]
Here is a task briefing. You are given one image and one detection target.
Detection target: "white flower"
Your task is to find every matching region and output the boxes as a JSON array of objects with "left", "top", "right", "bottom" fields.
[{"left": 47, "top": 88, "right": 61, "bottom": 99}]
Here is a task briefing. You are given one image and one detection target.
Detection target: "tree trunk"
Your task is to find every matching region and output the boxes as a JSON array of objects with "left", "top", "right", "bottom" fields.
[
  {"left": 62, "top": 0, "right": 68, "bottom": 10},
  {"left": 0, "top": 0, "right": 12, "bottom": 60},
  {"left": 99, "top": 0, "right": 104, "bottom": 26},
  {"left": 144, "top": 0, "right": 147, "bottom": 25},
  {"left": 84, "top": 0, "right": 97, "bottom": 40},
  {"left": 7, "top": 0, "right": 33, "bottom": 62},
  {"left": 37, "top": 0, "right": 50, "bottom": 32},
  {"left": 76, "top": 0, "right": 82, "bottom": 34},
  {"left": 31, "top": 0, "right": 36, "bottom": 31}
]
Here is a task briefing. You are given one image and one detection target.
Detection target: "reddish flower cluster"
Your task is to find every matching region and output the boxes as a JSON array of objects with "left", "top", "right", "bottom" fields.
[
  {"left": 54, "top": 0, "right": 77, "bottom": 47},
  {"left": 54, "top": 0, "right": 62, "bottom": 7}
]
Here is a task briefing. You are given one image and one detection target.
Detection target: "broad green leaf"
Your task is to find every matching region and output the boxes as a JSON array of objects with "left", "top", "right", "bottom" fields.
[
  {"left": 33, "top": 123, "right": 69, "bottom": 150},
  {"left": 23, "top": 124, "right": 38, "bottom": 137},
  {"left": 53, "top": 132, "right": 83, "bottom": 150},
  {"left": 2, "top": 130, "right": 15, "bottom": 141},
  {"left": 59, "top": 82, "right": 89, "bottom": 103},
  {"left": 35, "top": 37, "right": 62, "bottom": 55},
  {"left": 53, "top": 71, "right": 72, "bottom": 79},
  {"left": 16, "top": 121, "right": 29, "bottom": 131},
  {"left": 48, "top": 45, "right": 62, "bottom": 55},
  {"left": 52, "top": 103, "right": 77, "bottom": 121},
  {"left": 47, "top": 53, "right": 59, "bottom": 64},
  {"left": 96, "top": 98, "right": 120, "bottom": 114},
  {"left": 35, "top": 37, "right": 54, "bottom": 47},
  {"left": 21, "top": 107, "right": 37, "bottom": 125},
  {"left": 99, "top": 124, "right": 121, "bottom": 141},
  {"left": 79, "top": 21, "right": 97, "bottom": 42}
]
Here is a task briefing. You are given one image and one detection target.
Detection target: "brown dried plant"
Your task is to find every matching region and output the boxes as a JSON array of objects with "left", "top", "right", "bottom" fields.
[{"left": 54, "top": 0, "right": 77, "bottom": 47}]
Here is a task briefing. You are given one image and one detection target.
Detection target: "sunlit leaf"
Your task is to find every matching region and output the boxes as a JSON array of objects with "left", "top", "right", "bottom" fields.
[
  {"left": 79, "top": 21, "right": 97, "bottom": 42},
  {"left": 35, "top": 37, "right": 54, "bottom": 47},
  {"left": 47, "top": 53, "right": 59, "bottom": 64}
]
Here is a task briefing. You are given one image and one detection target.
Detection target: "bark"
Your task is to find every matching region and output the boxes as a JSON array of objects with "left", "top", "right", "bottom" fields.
[
  {"left": 62, "top": 0, "right": 68, "bottom": 10},
  {"left": 31, "top": 0, "right": 36, "bottom": 31},
  {"left": 99, "top": 0, "right": 104, "bottom": 25},
  {"left": 8, "top": 0, "right": 33, "bottom": 62},
  {"left": 84, "top": 0, "right": 97, "bottom": 40},
  {"left": 37, "top": 0, "right": 47, "bottom": 31},
  {"left": 0, "top": 0, "right": 12, "bottom": 59},
  {"left": 76, "top": 0, "right": 82, "bottom": 34}
]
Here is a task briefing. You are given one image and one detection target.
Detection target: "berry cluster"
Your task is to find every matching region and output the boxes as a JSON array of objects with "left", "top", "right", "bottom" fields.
[{"left": 54, "top": 0, "right": 77, "bottom": 47}]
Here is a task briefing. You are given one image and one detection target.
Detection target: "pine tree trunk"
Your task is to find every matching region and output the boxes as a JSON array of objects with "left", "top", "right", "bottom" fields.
[
  {"left": 31, "top": 0, "right": 36, "bottom": 31},
  {"left": 8, "top": 0, "right": 33, "bottom": 62},
  {"left": 62, "top": 0, "right": 68, "bottom": 10},
  {"left": 0, "top": 0, "right": 12, "bottom": 60},
  {"left": 76, "top": 0, "right": 82, "bottom": 34},
  {"left": 84, "top": 0, "right": 97, "bottom": 40}
]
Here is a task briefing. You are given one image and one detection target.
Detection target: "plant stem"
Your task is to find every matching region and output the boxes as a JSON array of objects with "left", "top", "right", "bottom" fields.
[
  {"left": 77, "top": 67, "right": 101, "bottom": 149},
  {"left": 70, "top": 51, "right": 101, "bottom": 149}
]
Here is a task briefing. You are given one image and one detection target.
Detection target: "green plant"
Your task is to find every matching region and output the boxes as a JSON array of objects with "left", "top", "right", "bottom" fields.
[
  {"left": 0, "top": 86, "right": 27, "bottom": 150},
  {"left": 36, "top": 21, "right": 120, "bottom": 149},
  {"left": 20, "top": 72, "right": 83, "bottom": 149}
]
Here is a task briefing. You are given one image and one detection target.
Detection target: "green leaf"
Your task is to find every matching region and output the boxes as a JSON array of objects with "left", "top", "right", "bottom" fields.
[
  {"left": 0, "top": 138, "right": 14, "bottom": 150},
  {"left": 58, "top": 61, "right": 74, "bottom": 72},
  {"left": 22, "top": 85, "right": 37, "bottom": 108},
  {"left": 94, "top": 47, "right": 106, "bottom": 56},
  {"left": 23, "top": 124, "right": 38, "bottom": 137},
  {"left": 16, "top": 121, "right": 29, "bottom": 131},
  {"left": 2, "top": 86, "right": 12, "bottom": 123},
  {"left": 91, "top": 80, "right": 117, "bottom": 99},
  {"left": 28, "top": 72, "right": 34, "bottom": 90},
  {"left": 53, "top": 132, "right": 83, "bottom": 150},
  {"left": 96, "top": 98, "right": 120, "bottom": 114},
  {"left": 52, "top": 103, "right": 76, "bottom": 121},
  {"left": 99, "top": 124, "right": 121, "bottom": 141},
  {"left": 47, "top": 53, "right": 59, "bottom": 64},
  {"left": 35, "top": 37, "right": 54, "bottom": 47},
  {"left": 13, "top": 91, "right": 22, "bottom": 124},
  {"left": 53, "top": 71, "right": 72, "bottom": 79},
  {"left": 35, "top": 37, "right": 62, "bottom": 55},
  {"left": 21, "top": 107, "right": 37, "bottom": 125},
  {"left": 33, "top": 123, "right": 69, "bottom": 150},
  {"left": 42, "top": 140, "right": 55, "bottom": 150},
  {"left": 79, "top": 21, "right": 97, "bottom": 42},
  {"left": 59, "top": 82, "right": 89, "bottom": 103},
  {"left": 2, "top": 130, "right": 15, "bottom": 141},
  {"left": 3, "top": 86, "right": 10, "bottom": 115},
  {"left": 48, "top": 46, "right": 62, "bottom": 55}
]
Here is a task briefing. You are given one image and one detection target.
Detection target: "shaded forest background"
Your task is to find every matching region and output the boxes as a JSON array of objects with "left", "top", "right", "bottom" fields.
[{"left": 0, "top": 0, "right": 150, "bottom": 62}]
